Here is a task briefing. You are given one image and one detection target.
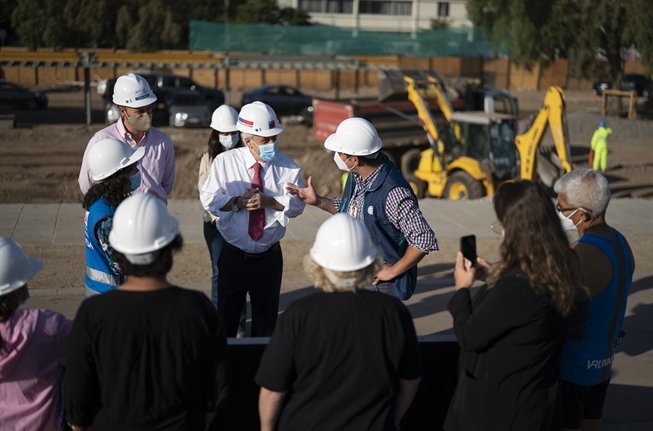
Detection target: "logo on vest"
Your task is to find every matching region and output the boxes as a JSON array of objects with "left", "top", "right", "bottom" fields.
[
  {"left": 367, "top": 206, "right": 374, "bottom": 215},
  {"left": 586, "top": 354, "right": 614, "bottom": 370}
]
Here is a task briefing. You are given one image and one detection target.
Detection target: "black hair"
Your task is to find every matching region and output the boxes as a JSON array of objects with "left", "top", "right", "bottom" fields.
[
  {"left": 0, "top": 286, "right": 29, "bottom": 351},
  {"left": 82, "top": 164, "right": 137, "bottom": 210},
  {"left": 208, "top": 129, "right": 242, "bottom": 160},
  {"left": 112, "top": 235, "right": 183, "bottom": 278}
]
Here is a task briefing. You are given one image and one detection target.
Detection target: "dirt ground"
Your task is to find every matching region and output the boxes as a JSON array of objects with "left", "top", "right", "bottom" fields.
[
  {"left": 1, "top": 89, "right": 652, "bottom": 204},
  {"left": 2, "top": 88, "right": 653, "bottom": 303}
]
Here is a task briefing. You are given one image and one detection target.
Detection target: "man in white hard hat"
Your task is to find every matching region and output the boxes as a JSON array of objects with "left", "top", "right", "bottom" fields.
[
  {"left": 200, "top": 101, "right": 305, "bottom": 337},
  {"left": 287, "top": 117, "right": 438, "bottom": 301},
  {"left": 256, "top": 213, "right": 421, "bottom": 431},
  {"left": 78, "top": 73, "right": 175, "bottom": 203}
]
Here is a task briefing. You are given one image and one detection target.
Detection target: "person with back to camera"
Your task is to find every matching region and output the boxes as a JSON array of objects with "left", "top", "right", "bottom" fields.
[
  {"left": 198, "top": 105, "right": 246, "bottom": 334},
  {"left": 78, "top": 73, "right": 175, "bottom": 203},
  {"left": 256, "top": 213, "right": 422, "bottom": 431},
  {"left": 0, "top": 237, "right": 72, "bottom": 430},
  {"left": 200, "top": 101, "right": 305, "bottom": 338},
  {"left": 444, "top": 180, "right": 586, "bottom": 431},
  {"left": 83, "top": 137, "right": 144, "bottom": 297},
  {"left": 286, "top": 117, "right": 438, "bottom": 301},
  {"left": 554, "top": 169, "right": 634, "bottom": 431},
  {"left": 65, "top": 193, "right": 228, "bottom": 431}
]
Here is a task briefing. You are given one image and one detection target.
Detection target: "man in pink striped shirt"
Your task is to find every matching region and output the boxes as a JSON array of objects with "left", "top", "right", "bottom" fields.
[{"left": 78, "top": 73, "right": 175, "bottom": 203}]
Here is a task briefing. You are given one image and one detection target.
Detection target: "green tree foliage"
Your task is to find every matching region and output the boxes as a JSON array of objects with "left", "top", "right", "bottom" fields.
[
  {"left": 11, "top": 0, "right": 68, "bottom": 49},
  {"left": 7, "top": 0, "right": 309, "bottom": 51},
  {"left": 235, "top": 0, "right": 310, "bottom": 25},
  {"left": 127, "top": 0, "right": 182, "bottom": 51},
  {"left": 467, "top": 0, "right": 652, "bottom": 82}
]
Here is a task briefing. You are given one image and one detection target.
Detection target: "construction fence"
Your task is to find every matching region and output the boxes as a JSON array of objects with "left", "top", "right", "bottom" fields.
[{"left": 1, "top": 47, "right": 648, "bottom": 94}]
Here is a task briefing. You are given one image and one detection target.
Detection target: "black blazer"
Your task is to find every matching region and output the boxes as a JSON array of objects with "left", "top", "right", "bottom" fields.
[{"left": 445, "top": 268, "right": 565, "bottom": 431}]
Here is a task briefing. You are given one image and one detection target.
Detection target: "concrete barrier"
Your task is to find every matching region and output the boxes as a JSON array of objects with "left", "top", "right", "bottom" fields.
[{"left": 211, "top": 335, "right": 459, "bottom": 430}]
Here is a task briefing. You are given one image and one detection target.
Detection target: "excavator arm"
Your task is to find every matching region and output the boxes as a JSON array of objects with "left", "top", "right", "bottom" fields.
[{"left": 514, "top": 86, "right": 573, "bottom": 182}]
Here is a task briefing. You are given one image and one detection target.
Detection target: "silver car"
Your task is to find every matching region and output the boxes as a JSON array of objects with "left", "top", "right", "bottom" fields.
[{"left": 167, "top": 90, "right": 212, "bottom": 128}]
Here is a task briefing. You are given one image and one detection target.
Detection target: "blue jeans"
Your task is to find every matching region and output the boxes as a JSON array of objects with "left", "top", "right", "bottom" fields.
[{"left": 203, "top": 221, "right": 246, "bottom": 332}]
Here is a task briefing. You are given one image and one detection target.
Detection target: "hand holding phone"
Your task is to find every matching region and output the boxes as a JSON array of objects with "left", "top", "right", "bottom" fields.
[{"left": 460, "top": 234, "right": 477, "bottom": 267}]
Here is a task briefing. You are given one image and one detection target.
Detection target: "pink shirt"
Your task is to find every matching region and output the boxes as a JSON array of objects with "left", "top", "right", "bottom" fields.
[
  {"left": 0, "top": 309, "right": 72, "bottom": 430},
  {"left": 78, "top": 120, "right": 176, "bottom": 203}
]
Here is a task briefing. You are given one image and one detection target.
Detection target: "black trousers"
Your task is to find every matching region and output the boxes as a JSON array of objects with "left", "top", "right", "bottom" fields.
[{"left": 217, "top": 242, "right": 282, "bottom": 337}]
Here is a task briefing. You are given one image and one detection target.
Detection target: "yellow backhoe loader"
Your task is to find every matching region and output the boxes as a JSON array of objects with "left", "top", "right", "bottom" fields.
[{"left": 401, "top": 73, "right": 572, "bottom": 199}]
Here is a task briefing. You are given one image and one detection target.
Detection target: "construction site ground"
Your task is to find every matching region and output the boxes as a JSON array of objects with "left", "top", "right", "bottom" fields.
[{"left": 1, "top": 89, "right": 652, "bottom": 429}]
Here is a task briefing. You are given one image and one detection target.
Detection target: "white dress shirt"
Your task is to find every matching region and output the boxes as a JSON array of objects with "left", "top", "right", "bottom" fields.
[{"left": 200, "top": 147, "right": 305, "bottom": 254}]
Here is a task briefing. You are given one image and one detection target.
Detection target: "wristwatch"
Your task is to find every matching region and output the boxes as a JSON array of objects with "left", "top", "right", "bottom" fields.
[{"left": 231, "top": 196, "right": 240, "bottom": 212}]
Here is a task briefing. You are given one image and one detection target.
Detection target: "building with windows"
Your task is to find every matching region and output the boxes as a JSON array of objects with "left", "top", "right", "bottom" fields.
[{"left": 278, "top": 0, "right": 472, "bottom": 32}]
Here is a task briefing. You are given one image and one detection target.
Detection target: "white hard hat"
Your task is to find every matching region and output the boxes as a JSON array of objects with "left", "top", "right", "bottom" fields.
[
  {"left": 310, "top": 213, "right": 377, "bottom": 272},
  {"left": 324, "top": 117, "right": 382, "bottom": 156},
  {"left": 88, "top": 138, "right": 145, "bottom": 182},
  {"left": 210, "top": 105, "right": 239, "bottom": 132},
  {"left": 109, "top": 193, "right": 180, "bottom": 264},
  {"left": 237, "top": 101, "right": 284, "bottom": 137},
  {"left": 112, "top": 73, "right": 158, "bottom": 108},
  {"left": 0, "top": 237, "right": 43, "bottom": 295}
]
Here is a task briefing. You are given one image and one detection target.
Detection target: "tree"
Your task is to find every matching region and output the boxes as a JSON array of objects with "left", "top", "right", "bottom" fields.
[
  {"left": 467, "top": 0, "right": 652, "bottom": 83},
  {"left": 127, "top": 0, "right": 182, "bottom": 51}
]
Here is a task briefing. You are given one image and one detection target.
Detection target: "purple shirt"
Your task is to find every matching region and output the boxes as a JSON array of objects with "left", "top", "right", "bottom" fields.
[
  {"left": 0, "top": 309, "right": 72, "bottom": 430},
  {"left": 78, "top": 120, "right": 176, "bottom": 203}
]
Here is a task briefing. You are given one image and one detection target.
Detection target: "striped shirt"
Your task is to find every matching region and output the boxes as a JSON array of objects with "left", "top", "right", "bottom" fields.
[{"left": 333, "top": 165, "right": 438, "bottom": 253}]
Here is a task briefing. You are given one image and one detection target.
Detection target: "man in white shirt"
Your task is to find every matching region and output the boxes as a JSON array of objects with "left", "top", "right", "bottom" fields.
[{"left": 200, "top": 102, "right": 305, "bottom": 337}]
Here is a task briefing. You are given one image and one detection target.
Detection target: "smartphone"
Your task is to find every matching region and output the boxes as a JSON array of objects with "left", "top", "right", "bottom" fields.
[{"left": 460, "top": 234, "right": 477, "bottom": 267}]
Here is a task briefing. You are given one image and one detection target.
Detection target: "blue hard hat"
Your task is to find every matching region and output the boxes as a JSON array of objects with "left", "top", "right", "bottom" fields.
[{"left": 598, "top": 120, "right": 607, "bottom": 127}]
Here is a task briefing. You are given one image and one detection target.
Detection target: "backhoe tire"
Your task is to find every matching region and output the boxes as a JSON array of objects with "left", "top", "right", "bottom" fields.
[
  {"left": 405, "top": 174, "right": 426, "bottom": 199},
  {"left": 401, "top": 149, "right": 427, "bottom": 199},
  {"left": 444, "top": 172, "right": 484, "bottom": 200}
]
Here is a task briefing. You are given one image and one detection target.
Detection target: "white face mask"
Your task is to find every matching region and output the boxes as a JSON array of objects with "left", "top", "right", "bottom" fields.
[
  {"left": 558, "top": 209, "right": 582, "bottom": 233},
  {"left": 219, "top": 133, "right": 238, "bottom": 149},
  {"left": 333, "top": 152, "right": 353, "bottom": 172}
]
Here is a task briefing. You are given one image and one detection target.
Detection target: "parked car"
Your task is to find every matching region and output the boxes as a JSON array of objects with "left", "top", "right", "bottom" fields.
[
  {"left": 167, "top": 90, "right": 212, "bottom": 128},
  {"left": 101, "top": 72, "right": 224, "bottom": 124},
  {"left": 0, "top": 80, "right": 48, "bottom": 110},
  {"left": 593, "top": 73, "right": 651, "bottom": 97},
  {"left": 241, "top": 85, "right": 313, "bottom": 122}
]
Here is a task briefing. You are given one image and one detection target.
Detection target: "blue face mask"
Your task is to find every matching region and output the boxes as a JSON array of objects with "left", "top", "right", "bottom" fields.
[
  {"left": 129, "top": 171, "right": 142, "bottom": 192},
  {"left": 258, "top": 139, "right": 278, "bottom": 162},
  {"left": 219, "top": 133, "right": 238, "bottom": 149}
]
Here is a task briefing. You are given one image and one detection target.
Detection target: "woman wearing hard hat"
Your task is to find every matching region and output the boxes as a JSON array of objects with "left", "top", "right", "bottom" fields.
[
  {"left": 256, "top": 213, "right": 422, "bottom": 431},
  {"left": 65, "top": 193, "right": 228, "bottom": 431},
  {"left": 83, "top": 138, "right": 145, "bottom": 297},
  {"left": 198, "top": 105, "right": 246, "bottom": 334},
  {"left": 0, "top": 237, "right": 72, "bottom": 430}
]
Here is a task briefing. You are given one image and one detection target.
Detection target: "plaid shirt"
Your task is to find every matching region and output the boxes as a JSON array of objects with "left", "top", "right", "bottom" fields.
[{"left": 332, "top": 165, "right": 438, "bottom": 253}]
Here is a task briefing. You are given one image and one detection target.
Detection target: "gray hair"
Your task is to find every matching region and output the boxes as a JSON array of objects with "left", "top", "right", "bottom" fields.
[
  {"left": 303, "top": 255, "right": 382, "bottom": 293},
  {"left": 554, "top": 169, "right": 611, "bottom": 216},
  {"left": 240, "top": 132, "right": 253, "bottom": 142}
]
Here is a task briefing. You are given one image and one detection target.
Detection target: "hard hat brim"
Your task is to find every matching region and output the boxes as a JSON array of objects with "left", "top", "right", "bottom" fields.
[
  {"left": 323, "top": 131, "right": 382, "bottom": 156},
  {"left": 0, "top": 255, "right": 42, "bottom": 296},
  {"left": 210, "top": 122, "right": 239, "bottom": 133},
  {"left": 91, "top": 146, "right": 146, "bottom": 182},
  {"left": 236, "top": 122, "right": 284, "bottom": 137},
  {"left": 113, "top": 94, "right": 158, "bottom": 108}
]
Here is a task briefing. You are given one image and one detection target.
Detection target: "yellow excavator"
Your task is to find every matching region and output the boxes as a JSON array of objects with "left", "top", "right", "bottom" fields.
[{"left": 400, "top": 72, "right": 573, "bottom": 199}]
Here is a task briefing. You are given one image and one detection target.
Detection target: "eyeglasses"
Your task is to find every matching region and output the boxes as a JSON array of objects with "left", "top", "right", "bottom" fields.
[
  {"left": 556, "top": 203, "right": 592, "bottom": 215},
  {"left": 555, "top": 203, "right": 576, "bottom": 213}
]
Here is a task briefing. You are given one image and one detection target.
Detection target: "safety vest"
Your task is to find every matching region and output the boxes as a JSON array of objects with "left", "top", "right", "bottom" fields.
[
  {"left": 340, "top": 158, "right": 417, "bottom": 300},
  {"left": 84, "top": 198, "right": 120, "bottom": 296},
  {"left": 560, "top": 230, "right": 633, "bottom": 385}
]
